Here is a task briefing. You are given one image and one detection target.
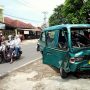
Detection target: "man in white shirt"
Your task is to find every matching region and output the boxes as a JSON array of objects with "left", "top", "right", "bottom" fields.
[
  {"left": 7, "top": 35, "right": 15, "bottom": 63},
  {"left": 14, "top": 35, "right": 21, "bottom": 56}
]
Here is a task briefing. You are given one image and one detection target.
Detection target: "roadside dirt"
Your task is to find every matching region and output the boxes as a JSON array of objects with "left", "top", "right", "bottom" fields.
[{"left": 0, "top": 60, "right": 90, "bottom": 90}]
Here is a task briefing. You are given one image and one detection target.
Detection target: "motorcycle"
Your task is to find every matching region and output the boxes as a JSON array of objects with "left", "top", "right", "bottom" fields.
[
  {"left": 0, "top": 50, "right": 4, "bottom": 63},
  {"left": 5, "top": 46, "right": 22, "bottom": 62},
  {"left": 0, "top": 39, "right": 22, "bottom": 63},
  {"left": 0, "top": 43, "right": 6, "bottom": 63},
  {"left": 12, "top": 47, "right": 22, "bottom": 60}
]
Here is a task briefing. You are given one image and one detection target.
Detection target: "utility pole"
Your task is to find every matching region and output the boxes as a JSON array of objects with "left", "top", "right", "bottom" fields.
[{"left": 42, "top": 11, "right": 48, "bottom": 28}]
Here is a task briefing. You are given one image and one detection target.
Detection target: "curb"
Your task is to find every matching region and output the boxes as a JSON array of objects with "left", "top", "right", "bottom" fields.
[{"left": 0, "top": 57, "right": 42, "bottom": 79}]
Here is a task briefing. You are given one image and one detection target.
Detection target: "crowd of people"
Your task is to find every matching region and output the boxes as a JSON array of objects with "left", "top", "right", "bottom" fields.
[{"left": 0, "top": 33, "right": 21, "bottom": 64}]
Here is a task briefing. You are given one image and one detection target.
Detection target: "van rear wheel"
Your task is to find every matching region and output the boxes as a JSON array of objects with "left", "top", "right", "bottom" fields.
[
  {"left": 60, "top": 67, "right": 68, "bottom": 79},
  {"left": 37, "top": 44, "right": 40, "bottom": 51}
]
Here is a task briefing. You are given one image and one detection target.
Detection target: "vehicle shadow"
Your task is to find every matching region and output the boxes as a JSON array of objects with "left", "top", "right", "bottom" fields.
[
  {"left": 73, "top": 71, "right": 90, "bottom": 79},
  {"left": 49, "top": 65, "right": 90, "bottom": 80}
]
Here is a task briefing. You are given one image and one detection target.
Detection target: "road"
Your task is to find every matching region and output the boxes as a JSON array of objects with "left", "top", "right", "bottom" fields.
[
  {"left": 0, "top": 39, "right": 41, "bottom": 76},
  {"left": 1, "top": 59, "right": 90, "bottom": 90}
]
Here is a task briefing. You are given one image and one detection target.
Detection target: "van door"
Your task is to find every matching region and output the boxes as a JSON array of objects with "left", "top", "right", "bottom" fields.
[
  {"left": 39, "top": 32, "right": 46, "bottom": 52},
  {"left": 43, "top": 29, "right": 69, "bottom": 69}
]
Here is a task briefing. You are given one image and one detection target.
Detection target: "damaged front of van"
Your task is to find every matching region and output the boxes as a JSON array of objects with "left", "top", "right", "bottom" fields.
[{"left": 68, "top": 24, "right": 90, "bottom": 72}]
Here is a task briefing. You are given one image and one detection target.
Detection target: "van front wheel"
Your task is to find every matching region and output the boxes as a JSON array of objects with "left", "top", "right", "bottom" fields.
[{"left": 60, "top": 67, "right": 68, "bottom": 79}]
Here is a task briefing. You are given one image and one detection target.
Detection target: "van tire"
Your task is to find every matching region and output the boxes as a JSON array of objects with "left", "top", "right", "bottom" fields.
[
  {"left": 60, "top": 67, "right": 68, "bottom": 79},
  {"left": 37, "top": 44, "right": 40, "bottom": 51},
  {"left": 41, "top": 51, "right": 43, "bottom": 54}
]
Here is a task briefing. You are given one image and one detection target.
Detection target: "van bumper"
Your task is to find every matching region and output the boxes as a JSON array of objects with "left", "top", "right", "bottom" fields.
[{"left": 69, "top": 60, "right": 90, "bottom": 72}]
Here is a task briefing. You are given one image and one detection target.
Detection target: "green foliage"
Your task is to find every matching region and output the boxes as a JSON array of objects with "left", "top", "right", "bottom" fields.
[
  {"left": 49, "top": 0, "right": 90, "bottom": 26},
  {"left": 49, "top": 5, "right": 64, "bottom": 26}
]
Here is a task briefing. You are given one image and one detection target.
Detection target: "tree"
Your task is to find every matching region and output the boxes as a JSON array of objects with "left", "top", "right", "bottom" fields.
[
  {"left": 81, "top": 0, "right": 90, "bottom": 23},
  {"left": 49, "top": 5, "right": 64, "bottom": 26},
  {"left": 49, "top": 0, "right": 90, "bottom": 26},
  {"left": 63, "top": 0, "right": 84, "bottom": 23}
]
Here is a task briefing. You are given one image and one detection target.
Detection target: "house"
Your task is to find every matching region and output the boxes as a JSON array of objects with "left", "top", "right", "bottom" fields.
[
  {"left": 20, "top": 27, "right": 42, "bottom": 39},
  {"left": 0, "top": 5, "right": 41, "bottom": 39},
  {"left": 4, "top": 17, "right": 41, "bottom": 39}
]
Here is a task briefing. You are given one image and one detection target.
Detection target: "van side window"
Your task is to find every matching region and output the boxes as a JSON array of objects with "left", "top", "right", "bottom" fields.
[
  {"left": 46, "top": 31, "right": 55, "bottom": 47},
  {"left": 58, "top": 29, "right": 68, "bottom": 50},
  {"left": 41, "top": 32, "right": 45, "bottom": 42},
  {"left": 71, "top": 28, "right": 90, "bottom": 48}
]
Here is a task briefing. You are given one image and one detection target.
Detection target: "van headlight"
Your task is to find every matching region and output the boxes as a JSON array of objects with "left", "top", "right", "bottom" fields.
[{"left": 70, "top": 57, "right": 83, "bottom": 63}]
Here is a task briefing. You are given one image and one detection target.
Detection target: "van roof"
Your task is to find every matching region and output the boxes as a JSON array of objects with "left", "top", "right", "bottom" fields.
[{"left": 43, "top": 24, "right": 90, "bottom": 31}]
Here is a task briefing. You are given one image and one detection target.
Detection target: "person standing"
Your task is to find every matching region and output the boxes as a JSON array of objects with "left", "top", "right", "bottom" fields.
[
  {"left": 0, "top": 32, "right": 6, "bottom": 61},
  {"left": 14, "top": 35, "right": 21, "bottom": 56},
  {"left": 8, "top": 35, "right": 15, "bottom": 63}
]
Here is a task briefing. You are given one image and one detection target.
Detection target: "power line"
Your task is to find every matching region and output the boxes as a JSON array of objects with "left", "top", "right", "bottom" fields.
[
  {"left": 16, "top": 0, "right": 31, "bottom": 8},
  {"left": 20, "top": 0, "right": 31, "bottom": 5},
  {"left": 3, "top": 0, "right": 44, "bottom": 24},
  {"left": 4, "top": 13, "right": 42, "bottom": 23}
]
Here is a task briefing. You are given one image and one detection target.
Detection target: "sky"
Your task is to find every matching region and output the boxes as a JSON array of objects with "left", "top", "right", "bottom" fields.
[{"left": 0, "top": 0, "right": 65, "bottom": 26}]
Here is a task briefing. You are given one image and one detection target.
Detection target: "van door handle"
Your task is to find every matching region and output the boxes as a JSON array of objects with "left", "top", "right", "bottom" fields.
[{"left": 47, "top": 52, "right": 52, "bottom": 55}]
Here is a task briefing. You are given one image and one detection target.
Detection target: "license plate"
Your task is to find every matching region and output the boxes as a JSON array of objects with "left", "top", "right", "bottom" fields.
[{"left": 88, "top": 60, "right": 90, "bottom": 64}]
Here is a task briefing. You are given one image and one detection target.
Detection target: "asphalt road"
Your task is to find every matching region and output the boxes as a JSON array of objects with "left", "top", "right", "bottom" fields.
[{"left": 0, "top": 39, "right": 41, "bottom": 76}]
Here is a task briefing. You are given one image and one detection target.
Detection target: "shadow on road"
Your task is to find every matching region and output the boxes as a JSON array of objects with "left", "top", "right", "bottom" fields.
[{"left": 49, "top": 65, "right": 90, "bottom": 80}]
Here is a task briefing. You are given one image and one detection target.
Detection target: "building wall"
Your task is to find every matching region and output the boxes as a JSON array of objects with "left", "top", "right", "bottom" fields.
[
  {"left": 0, "top": 29, "right": 15, "bottom": 39},
  {"left": 3, "top": 29, "right": 15, "bottom": 39},
  {"left": 0, "top": 5, "right": 4, "bottom": 22}
]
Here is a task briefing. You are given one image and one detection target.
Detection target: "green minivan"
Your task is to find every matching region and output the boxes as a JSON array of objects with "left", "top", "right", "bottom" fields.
[{"left": 38, "top": 24, "right": 90, "bottom": 78}]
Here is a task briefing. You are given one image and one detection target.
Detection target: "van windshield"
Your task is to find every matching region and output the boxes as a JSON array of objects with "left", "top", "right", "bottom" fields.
[{"left": 71, "top": 27, "right": 90, "bottom": 48}]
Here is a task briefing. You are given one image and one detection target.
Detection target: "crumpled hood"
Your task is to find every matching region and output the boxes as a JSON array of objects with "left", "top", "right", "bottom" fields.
[{"left": 70, "top": 47, "right": 90, "bottom": 57}]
